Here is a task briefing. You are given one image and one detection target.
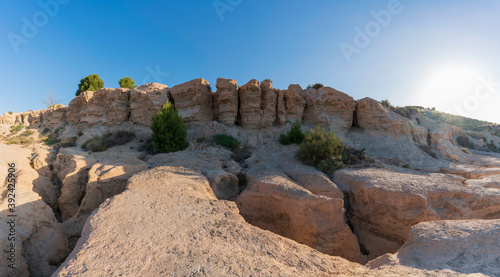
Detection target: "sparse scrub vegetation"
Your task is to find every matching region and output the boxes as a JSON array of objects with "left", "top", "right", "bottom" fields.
[
  {"left": 380, "top": 99, "right": 392, "bottom": 109},
  {"left": 10, "top": 124, "right": 24, "bottom": 134},
  {"left": 296, "top": 126, "right": 369, "bottom": 174},
  {"left": 213, "top": 134, "right": 240, "bottom": 149},
  {"left": 262, "top": 79, "right": 273, "bottom": 83},
  {"left": 82, "top": 131, "right": 136, "bottom": 152},
  {"left": 8, "top": 111, "right": 13, "bottom": 115},
  {"left": 307, "top": 83, "right": 324, "bottom": 90},
  {"left": 59, "top": 137, "right": 78, "bottom": 148},
  {"left": 151, "top": 101, "right": 188, "bottom": 153},
  {"left": 461, "top": 148, "right": 472, "bottom": 155},
  {"left": 279, "top": 119, "right": 305, "bottom": 145}
]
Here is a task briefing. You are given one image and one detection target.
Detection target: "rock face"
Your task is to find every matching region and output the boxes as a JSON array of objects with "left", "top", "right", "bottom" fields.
[
  {"left": 67, "top": 88, "right": 130, "bottom": 125},
  {"left": 0, "top": 144, "right": 69, "bottom": 277},
  {"left": 370, "top": 220, "right": 500, "bottom": 276},
  {"left": 213, "top": 78, "right": 238, "bottom": 125},
  {"left": 129, "top": 83, "right": 170, "bottom": 125},
  {"left": 53, "top": 166, "right": 366, "bottom": 277},
  {"left": 303, "top": 87, "right": 356, "bottom": 132},
  {"left": 54, "top": 149, "right": 97, "bottom": 221},
  {"left": 356, "top": 98, "right": 410, "bottom": 137},
  {"left": 334, "top": 168, "right": 500, "bottom": 259},
  {"left": 169, "top": 78, "right": 213, "bottom": 126},
  {"left": 238, "top": 79, "right": 262, "bottom": 128},
  {"left": 260, "top": 81, "right": 278, "bottom": 127},
  {"left": 236, "top": 142, "right": 363, "bottom": 262},
  {"left": 284, "top": 84, "right": 306, "bottom": 122}
]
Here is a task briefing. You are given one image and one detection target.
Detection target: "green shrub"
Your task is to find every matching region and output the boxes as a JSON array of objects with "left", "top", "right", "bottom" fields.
[
  {"left": 114, "top": 130, "right": 136, "bottom": 145},
  {"left": 151, "top": 101, "right": 188, "bottom": 153},
  {"left": 118, "top": 77, "right": 135, "bottom": 89},
  {"left": 456, "top": 136, "right": 475, "bottom": 149},
  {"left": 60, "top": 137, "right": 78, "bottom": 148},
  {"left": 10, "top": 124, "right": 24, "bottom": 134},
  {"left": 296, "top": 126, "right": 344, "bottom": 167},
  {"left": 20, "top": 130, "right": 33, "bottom": 137},
  {"left": 307, "top": 83, "right": 324, "bottom": 90},
  {"left": 7, "top": 137, "right": 34, "bottom": 145},
  {"left": 42, "top": 127, "right": 51, "bottom": 134},
  {"left": 380, "top": 99, "right": 391, "bottom": 109},
  {"left": 461, "top": 148, "right": 472, "bottom": 155},
  {"left": 279, "top": 119, "right": 305, "bottom": 145},
  {"left": 402, "top": 164, "right": 411, "bottom": 169},
  {"left": 8, "top": 111, "right": 13, "bottom": 115},
  {"left": 213, "top": 134, "right": 240, "bottom": 149},
  {"left": 43, "top": 139, "right": 57, "bottom": 146},
  {"left": 262, "top": 79, "right": 273, "bottom": 83},
  {"left": 196, "top": 137, "right": 207, "bottom": 143},
  {"left": 318, "top": 156, "right": 345, "bottom": 175},
  {"left": 76, "top": 74, "right": 104, "bottom": 96}
]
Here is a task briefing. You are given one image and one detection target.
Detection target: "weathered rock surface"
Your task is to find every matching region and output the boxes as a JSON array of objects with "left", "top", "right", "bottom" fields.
[
  {"left": 54, "top": 149, "right": 97, "bottom": 221},
  {"left": 466, "top": 174, "right": 500, "bottom": 189},
  {"left": 238, "top": 79, "right": 263, "bottom": 128},
  {"left": 370, "top": 220, "right": 500, "bottom": 276},
  {"left": 170, "top": 78, "right": 213, "bottom": 126},
  {"left": 356, "top": 98, "right": 410, "bottom": 137},
  {"left": 129, "top": 83, "right": 170, "bottom": 125},
  {"left": 260, "top": 80, "right": 278, "bottom": 127},
  {"left": 334, "top": 168, "right": 500, "bottom": 259},
  {"left": 236, "top": 142, "right": 363, "bottom": 262},
  {"left": 303, "top": 87, "right": 356, "bottom": 132},
  {"left": 0, "top": 144, "right": 69, "bottom": 277},
  {"left": 284, "top": 84, "right": 306, "bottom": 122},
  {"left": 213, "top": 78, "right": 238, "bottom": 125}
]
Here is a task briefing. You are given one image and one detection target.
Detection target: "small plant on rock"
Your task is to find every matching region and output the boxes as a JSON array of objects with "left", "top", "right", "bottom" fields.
[
  {"left": 279, "top": 119, "right": 305, "bottom": 145},
  {"left": 461, "top": 148, "right": 472, "bottom": 155},
  {"left": 307, "top": 83, "right": 324, "bottom": 90},
  {"left": 296, "top": 126, "right": 344, "bottom": 167},
  {"left": 213, "top": 134, "right": 240, "bottom": 149}
]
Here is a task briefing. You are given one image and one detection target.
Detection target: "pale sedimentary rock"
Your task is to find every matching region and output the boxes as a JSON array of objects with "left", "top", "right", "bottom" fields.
[
  {"left": 129, "top": 83, "right": 170, "bottom": 125},
  {"left": 213, "top": 78, "right": 238, "bottom": 125},
  {"left": 170, "top": 78, "right": 213, "bottom": 126}
]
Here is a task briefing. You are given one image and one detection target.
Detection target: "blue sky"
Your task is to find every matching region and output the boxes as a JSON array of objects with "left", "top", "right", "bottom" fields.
[{"left": 1, "top": 0, "right": 500, "bottom": 123}]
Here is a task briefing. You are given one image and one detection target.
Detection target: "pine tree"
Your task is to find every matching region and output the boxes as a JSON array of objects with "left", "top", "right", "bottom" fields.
[{"left": 151, "top": 101, "right": 189, "bottom": 153}]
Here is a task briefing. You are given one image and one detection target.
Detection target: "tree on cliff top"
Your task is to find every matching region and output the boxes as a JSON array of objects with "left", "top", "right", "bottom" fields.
[
  {"left": 76, "top": 74, "right": 104, "bottom": 96},
  {"left": 119, "top": 77, "right": 136, "bottom": 89},
  {"left": 151, "top": 101, "right": 189, "bottom": 153}
]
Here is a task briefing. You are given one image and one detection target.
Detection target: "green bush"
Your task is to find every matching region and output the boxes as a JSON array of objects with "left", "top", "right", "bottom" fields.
[
  {"left": 10, "top": 124, "right": 24, "bottom": 134},
  {"left": 279, "top": 119, "right": 305, "bottom": 145},
  {"left": 42, "top": 127, "right": 51, "bottom": 134},
  {"left": 307, "top": 83, "right": 324, "bottom": 90},
  {"left": 296, "top": 126, "right": 344, "bottom": 167},
  {"left": 295, "top": 126, "right": 369, "bottom": 174},
  {"left": 8, "top": 111, "right": 13, "bottom": 115},
  {"left": 118, "top": 77, "right": 135, "bottom": 89},
  {"left": 151, "top": 101, "right": 189, "bottom": 153},
  {"left": 262, "top": 79, "right": 273, "bottom": 83},
  {"left": 20, "top": 130, "right": 33, "bottom": 137},
  {"left": 380, "top": 99, "right": 391, "bottom": 109},
  {"left": 456, "top": 136, "right": 475, "bottom": 149},
  {"left": 213, "top": 134, "right": 240, "bottom": 149},
  {"left": 76, "top": 74, "right": 104, "bottom": 96},
  {"left": 60, "top": 137, "right": 78, "bottom": 148}
]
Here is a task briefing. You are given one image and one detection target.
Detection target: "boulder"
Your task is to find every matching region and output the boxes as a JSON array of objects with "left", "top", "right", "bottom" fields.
[
  {"left": 201, "top": 168, "right": 239, "bottom": 200},
  {"left": 213, "top": 78, "right": 238, "bottom": 125},
  {"left": 238, "top": 79, "right": 262, "bottom": 128},
  {"left": 303, "top": 87, "right": 356, "bottom": 132},
  {"left": 356, "top": 98, "right": 411, "bottom": 137},
  {"left": 53, "top": 149, "right": 97, "bottom": 221},
  {"left": 334, "top": 168, "right": 500, "bottom": 259},
  {"left": 0, "top": 144, "right": 69, "bottom": 277},
  {"left": 169, "top": 78, "right": 213, "bottom": 126},
  {"left": 129, "top": 83, "right": 170, "bottom": 125},
  {"left": 370, "top": 220, "right": 500, "bottom": 276},
  {"left": 53, "top": 166, "right": 367, "bottom": 276}
]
